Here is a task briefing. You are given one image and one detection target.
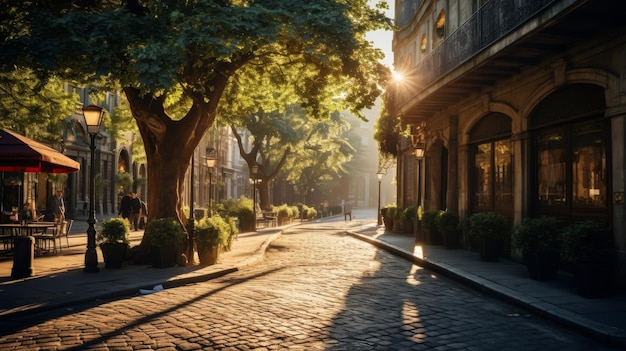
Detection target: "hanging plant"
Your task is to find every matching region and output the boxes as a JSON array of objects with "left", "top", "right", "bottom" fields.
[{"left": 374, "top": 100, "right": 402, "bottom": 157}]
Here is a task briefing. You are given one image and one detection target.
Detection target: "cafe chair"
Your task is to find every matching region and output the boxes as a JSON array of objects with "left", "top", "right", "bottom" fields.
[
  {"left": 33, "top": 229, "right": 57, "bottom": 256},
  {"left": 61, "top": 219, "right": 73, "bottom": 249}
]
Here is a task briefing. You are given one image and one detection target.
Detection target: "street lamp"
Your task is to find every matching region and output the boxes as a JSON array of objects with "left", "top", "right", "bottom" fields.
[
  {"left": 377, "top": 172, "right": 384, "bottom": 226},
  {"left": 411, "top": 133, "right": 425, "bottom": 209},
  {"left": 82, "top": 104, "right": 104, "bottom": 273},
  {"left": 251, "top": 165, "right": 258, "bottom": 232},
  {"left": 206, "top": 146, "right": 216, "bottom": 216}
]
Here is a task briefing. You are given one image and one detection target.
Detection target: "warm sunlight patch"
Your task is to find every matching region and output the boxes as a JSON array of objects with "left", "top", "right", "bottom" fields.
[{"left": 406, "top": 264, "right": 423, "bottom": 286}]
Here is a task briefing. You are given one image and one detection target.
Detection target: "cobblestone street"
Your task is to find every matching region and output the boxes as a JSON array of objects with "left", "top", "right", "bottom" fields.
[{"left": 0, "top": 220, "right": 618, "bottom": 350}]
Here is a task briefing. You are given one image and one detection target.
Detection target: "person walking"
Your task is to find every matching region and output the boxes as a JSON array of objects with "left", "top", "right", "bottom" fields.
[
  {"left": 129, "top": 192, "right": 142, "bottom": 231},
  {"left": 118, "top": 192, "right": 132, "bottom": 220}
]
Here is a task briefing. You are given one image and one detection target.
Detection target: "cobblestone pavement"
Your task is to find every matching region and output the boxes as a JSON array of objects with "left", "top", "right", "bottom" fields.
[{"left": 0, "top": 220, "right": 619, "bottom": 350}]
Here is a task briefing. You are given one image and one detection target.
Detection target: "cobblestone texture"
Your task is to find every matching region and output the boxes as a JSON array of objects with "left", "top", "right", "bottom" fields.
[{"left": 0, "top": 222, "right": 619, "bottom": 350}]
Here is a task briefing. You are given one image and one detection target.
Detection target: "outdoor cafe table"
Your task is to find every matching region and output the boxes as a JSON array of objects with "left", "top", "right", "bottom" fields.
[{"left": 0, "top": 223, "right": 58, "bottom": 255}]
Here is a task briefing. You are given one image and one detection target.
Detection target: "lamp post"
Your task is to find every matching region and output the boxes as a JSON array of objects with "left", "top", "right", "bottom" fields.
[
  {"left": 82, "top": 105, "right": 104, "bottom": 273},
  {"left": 411, "top": 135, "right": 425, "bottom": 209},
  {"left": 251, "top": 165, "right": 258, "bottom": 232},
  {"left": 187, "top": 148, "right": 196, "bottom": 264},
  {"left": 206, "top": 147, "right": 216, "bottom": 216},
  {"left": 377, "top": 172, "right": 384, "bottom": 226}
]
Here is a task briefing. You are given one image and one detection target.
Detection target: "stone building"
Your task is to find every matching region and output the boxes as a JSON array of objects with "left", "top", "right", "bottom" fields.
[{"left": 390, "top": 0, "right": 626, "bottom": 281}]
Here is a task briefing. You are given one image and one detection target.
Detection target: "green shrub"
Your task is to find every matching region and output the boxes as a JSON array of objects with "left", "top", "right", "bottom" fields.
[
  {"left": 145, "top": 217, "right": 186, "bottom": 249},
  {"left": 97, "top": 218, "right": 130, "bottom": 245},
  {"left": 468, "top": 212, "right": 508, "bottom": 240},
  {"left": 419, "top": 210, "right": 439, "bottom": 230},
  {"left": 195, "top": 215, "right": 235, "bottom": 251},
  {"left": 561, "top": 221, "right": 614, "bottom": 263},
  {"left": 435, "top": 209, "right": 460, "bottom": 232},
  {"left": 512, "top": 216, "right": 560, "bottom": 251},
  {"left": 401, "top": 206, "right": 417, "bottom": 221}
]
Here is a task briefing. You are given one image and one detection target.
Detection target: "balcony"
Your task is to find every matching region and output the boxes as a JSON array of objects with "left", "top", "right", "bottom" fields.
[{"left": 394, "top": 0, "right": 626, "bottom": 123}]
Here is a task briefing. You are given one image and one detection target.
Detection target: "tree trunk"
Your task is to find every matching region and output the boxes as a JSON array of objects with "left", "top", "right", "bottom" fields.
[
  {"left": 123, "top": 87, "right": 222, "bottom": 245},
  {"left": 258, "top": 178, "right": 271, "bottom": 211}
]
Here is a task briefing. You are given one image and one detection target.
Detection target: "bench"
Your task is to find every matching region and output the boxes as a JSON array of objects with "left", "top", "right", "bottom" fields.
[{"left": 255, "top": 206, "right": 277, "bottom": 228}]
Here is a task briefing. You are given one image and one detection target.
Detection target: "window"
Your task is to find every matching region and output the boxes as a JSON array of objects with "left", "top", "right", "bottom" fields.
[
  {"left": 535, "top": 120, "right": 607, "bottom": 212},
  {"left": 420, "top": 34, "right": 427, "bottom": 53},
  {"left": 436, "top": 10, "right": 446, "bottom": 38},
  {"left": 469, "top": 113, "right": 512, "bottom": 212}
]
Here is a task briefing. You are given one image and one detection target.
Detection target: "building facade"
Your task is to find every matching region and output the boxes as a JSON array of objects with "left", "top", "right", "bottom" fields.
[{"left": 391, "top": 0, "right": 626, "bottom": 280}]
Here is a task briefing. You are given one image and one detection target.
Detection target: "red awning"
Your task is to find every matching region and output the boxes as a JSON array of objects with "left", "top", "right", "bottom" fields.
[{"left": 0, "top": 129, "right": 80, "bottom": 173}]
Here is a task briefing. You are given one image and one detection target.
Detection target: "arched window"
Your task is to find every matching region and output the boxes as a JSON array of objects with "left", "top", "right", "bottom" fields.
[
  {"left": 436, "top": 10, "right": 446, "bottom": 38},
  {"left": 529, "top": 84, "right": 609, "bottom": 222},
  {"left": 469, "top": 113, "right": 513, "bottom": 213}
]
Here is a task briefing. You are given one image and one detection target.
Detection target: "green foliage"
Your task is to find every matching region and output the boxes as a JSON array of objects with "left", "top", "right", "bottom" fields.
[
  {"left": 145, "top": 217, "right": 186, "bottom": 249},
  {"left": 97, "top": 218, "right": 130, "bottom": 245},
  {"left": 469, "top": 212, "right": 508, "bottom": 240},
  {"left": 382, "top": 204, "right": 399, "bottom": 219},
  {"left": 194, "top": 215, "right": 237, "bottom": 252},
  {"left": 374, "top": 106, "right": 401, "bottom": 157},
  {"left": 560, "top": 221, "right": 614, "bottom": 263},
  {"left": 117, "top": 172, "right": 132, "bottom": 195},
  {"left": 401, "top": 206, "right": 417, "bottom": 221},
  {"left": 273, "top": 204, "right": 293, "bottom": 220},
  {"left": 3, "top": 0, "right": 392, "bottom": 221},
  {"left": 306, "top": 207, "right": 318, "bottom": 220},
  {"left": 0, "top": 68, "right": 78, "bottom": 146},
  {"left": 419, "top": 210, "right": 439, "bottom": 230},
  {"left": 512, "top": 216, "right": 560, "bottom": 251},
  {"left": 435, "top": 209, "right": 460, "bottom": 233}
]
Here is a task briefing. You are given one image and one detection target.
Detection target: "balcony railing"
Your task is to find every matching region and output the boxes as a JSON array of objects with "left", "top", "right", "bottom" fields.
[{"left": 412, "top": 0, "right": 558, "bottom": 91}]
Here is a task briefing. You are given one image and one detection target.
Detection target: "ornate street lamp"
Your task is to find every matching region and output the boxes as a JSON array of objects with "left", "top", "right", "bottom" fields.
[
  {"left": 410, "top": 133, "right": 425, "bottom": 210},
  {"left": 206, "top": 146, "right": 216, "bottom": 216},
  {"left": 251, "top": 165, "right": 258, "bottom": 232},
  {"left": 82, "top": 105, "right": 104, "bottom": 273},
  {"left": 377, "top": 172, "right": 384, "bottom": 226}
]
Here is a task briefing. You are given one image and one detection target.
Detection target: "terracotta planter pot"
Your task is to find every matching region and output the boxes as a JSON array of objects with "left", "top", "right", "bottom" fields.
[{"left": 198, "top": 244, "right": 219, "bottom": 266}]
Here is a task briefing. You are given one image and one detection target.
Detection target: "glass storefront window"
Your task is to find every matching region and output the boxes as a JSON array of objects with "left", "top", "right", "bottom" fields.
[
  {"left": 494, "top": 140, "right": 513, "bottom": 208},
  {"left": 572, "top": 123, "right": 606, "bottom": 208},
  {"left": 537, "top": 130, "right": 566, "bottom": 206},
  {"left": 473, "top": 143, "right": 492, "bottom": 208},
  {"left": 472, "top": 140, "right": 512, "bottom": 210}
]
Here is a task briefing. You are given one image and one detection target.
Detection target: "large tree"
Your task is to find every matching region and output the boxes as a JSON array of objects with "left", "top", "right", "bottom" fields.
[{"left": 1, "top": 0, "right": 391, "bottom": 229}]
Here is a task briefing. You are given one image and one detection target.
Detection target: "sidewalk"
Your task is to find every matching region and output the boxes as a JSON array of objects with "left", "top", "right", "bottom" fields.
[
  {"left": 348, "top": 223, "right": 626, "bottom": 349},
  {"left": 1, "top": 218, "right": 625, "bottom": 348}
]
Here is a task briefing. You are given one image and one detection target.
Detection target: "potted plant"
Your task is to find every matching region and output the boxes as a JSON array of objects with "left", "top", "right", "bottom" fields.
[
  {"left": 97, "top": 218, "right": 130, "bottom": 269},
  {"left": 144, "top": 217, "right": 187, "bottom": 268},
  {"left": 561, "top": 221, "right": 615, "bottom": 298},
  {"left": 512, "top": 216, "right": 561, "bottom": 280},
  {"left": 420, "top": 210, "right": 442, "bottom": 244},
  {"left": 401, "top": 206, "right": 417, "bottom": 234},
  {"left": 436, "top": 209, "right": 461, "bottom": 249},
  {"left": 381, "top": 204, "right": 397, "bottom": 230},
  {"left": 469, "top": 211, "right": 508, "bottom": 261},
  {"left": 194, "top": 216, "right": 232, "bottom": 265}
]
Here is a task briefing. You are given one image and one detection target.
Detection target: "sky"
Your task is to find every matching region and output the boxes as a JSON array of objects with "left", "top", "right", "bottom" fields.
[{"left": 366, "top": 0, "right": 395, "bottom": 68}]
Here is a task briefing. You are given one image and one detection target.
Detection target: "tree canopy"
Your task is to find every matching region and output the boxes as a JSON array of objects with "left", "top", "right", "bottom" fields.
[{"left": 1, "top": 0, "right": 392, "bottom": 231}]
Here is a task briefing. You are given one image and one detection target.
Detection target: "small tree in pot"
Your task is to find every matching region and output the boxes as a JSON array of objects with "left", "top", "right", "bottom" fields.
[
  {"left": 469, "top": 212, "right": 508, "bottom": 261},
  {"left": 144, "top": 217, "right": 187, "bottom": 268},
  {"left": 97, "top": 218, "right": 130, "bottom": 269},
  {"left": 195, "top": 215, "right": 235, "bottom": 265},
  {"left": 436, "top": 209, "right": 461, "bottom": 249},
  {"left": 512, "top": 216, "right": 561, "bottom": 280}
]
